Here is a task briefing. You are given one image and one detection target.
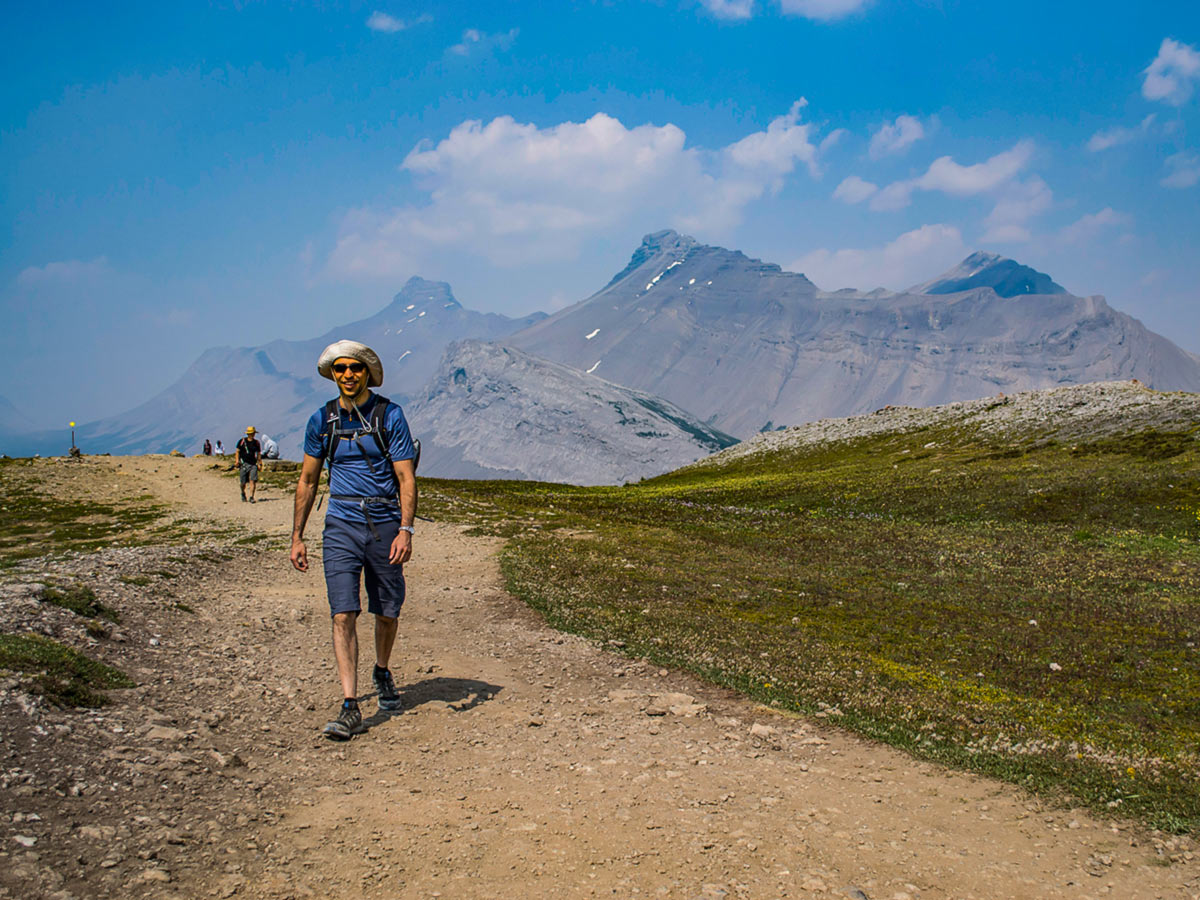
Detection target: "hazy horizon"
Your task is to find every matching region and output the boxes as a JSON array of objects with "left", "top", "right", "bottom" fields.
[{"left": 3, "top": 1, "right": 1198, "bottom": 426}]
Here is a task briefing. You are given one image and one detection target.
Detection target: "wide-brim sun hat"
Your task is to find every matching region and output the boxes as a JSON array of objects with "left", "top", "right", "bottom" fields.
[
  {"left": 317, "top": 340, "right": 383, "bottom": 388},
  {"left": 246, "top": 427, "right": 256, "bottom": 434}
]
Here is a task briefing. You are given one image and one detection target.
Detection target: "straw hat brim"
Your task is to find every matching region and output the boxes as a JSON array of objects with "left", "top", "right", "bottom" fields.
[{"left": 317, "top": 340, "right": 384, "bottom": 388}]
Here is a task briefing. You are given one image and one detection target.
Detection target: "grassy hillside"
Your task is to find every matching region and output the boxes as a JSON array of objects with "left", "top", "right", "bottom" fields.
[{"left": 422, "top": 383, "right": 1200, "bottom": 833}]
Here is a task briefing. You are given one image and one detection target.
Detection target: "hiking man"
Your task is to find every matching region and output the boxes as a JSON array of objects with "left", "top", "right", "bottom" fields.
[
  {"left": 236, "top": 427, "right": 262, "bottom": 503},
  {"left": 289, "top": 340, "right": 417, "bottom": 740}
]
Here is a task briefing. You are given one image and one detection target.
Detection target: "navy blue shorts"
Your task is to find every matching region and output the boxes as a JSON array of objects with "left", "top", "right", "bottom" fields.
[{"left": 322, "top": 515, "right": 406, "bottom": 618}]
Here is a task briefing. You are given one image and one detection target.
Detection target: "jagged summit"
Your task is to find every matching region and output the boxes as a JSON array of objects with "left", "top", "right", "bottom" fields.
[
  {"left": 386, "top": 276, "right": 462, "bottom": 311},
  {"left": 911, "top": 252, "right": 1067, "bottom": 298},
  {"left": 603, "top": 229, "right": 699, "bottom": 289}
]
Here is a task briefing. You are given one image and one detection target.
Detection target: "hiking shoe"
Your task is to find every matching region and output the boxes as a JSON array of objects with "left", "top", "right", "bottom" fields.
[
  {"left": 249, "top": 497, "right": 255, "bottom": 503},
  {"left": 373, "top": 667, "right": 403, "bottom": 711},
  {"left": 322, "top": 703, "right": 364, "bottom": 740}
]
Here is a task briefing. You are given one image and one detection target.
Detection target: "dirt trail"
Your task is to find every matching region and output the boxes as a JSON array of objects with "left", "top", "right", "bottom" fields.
[{"left": 9, "top": 456, "right": 1200, "bottom": 900}]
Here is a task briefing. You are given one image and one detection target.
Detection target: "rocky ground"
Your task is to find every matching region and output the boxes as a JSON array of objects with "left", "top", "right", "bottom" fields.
[
  {"left": 699, "top": 381, "right": 1200, "bottom": 468},
  {"left": 1, "top": 455, "right": 1198, "bottom": 899}
]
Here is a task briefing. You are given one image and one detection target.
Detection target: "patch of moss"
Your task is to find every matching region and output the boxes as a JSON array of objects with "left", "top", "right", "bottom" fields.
[
  {"left": 0, "top": 633, "right": 134, "bottom": 707},
  {"left": 40, "top": 584, "right": 119, "bottom": 622}
]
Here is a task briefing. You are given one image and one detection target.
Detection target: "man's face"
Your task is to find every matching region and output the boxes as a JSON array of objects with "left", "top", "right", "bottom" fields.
[{"left": 332, "top": 357, "right": 368, "bottom": 399}]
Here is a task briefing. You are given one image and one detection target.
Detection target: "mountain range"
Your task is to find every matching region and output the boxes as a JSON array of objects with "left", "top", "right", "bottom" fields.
[
  {"left": 509, "top": 231, "right": 1200, "bottom": 438},
  {"left": 70, "top": 278, "right": 544, "bottom": 459},
  {"left": 4, "top": 231, "right": 1199, "bottom": 485}
]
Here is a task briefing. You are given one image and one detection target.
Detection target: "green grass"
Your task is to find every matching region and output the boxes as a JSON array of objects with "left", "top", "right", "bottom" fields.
[
  {"left": 421, "top": 425, "right": 1200, "bottom": 834},
  {"left": 0, "top": 633, "right": 134, "bottom": 707},
  {"left": 0, "top": 461, "right": 168, "bottom": 566},
  {"left": 118, "top": 575, "right": 152, "bottom": 586},
  {"left": 40, "top": 583, "right": 119, "bottom": 622}
]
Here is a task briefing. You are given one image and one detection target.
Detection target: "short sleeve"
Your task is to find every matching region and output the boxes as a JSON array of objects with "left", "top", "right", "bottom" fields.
[
  {"left": 303, "top": 408, "right": 327, "bottom": 459},
  {"left": 385, "top": 403, "right": 415, "bottom": 461}
]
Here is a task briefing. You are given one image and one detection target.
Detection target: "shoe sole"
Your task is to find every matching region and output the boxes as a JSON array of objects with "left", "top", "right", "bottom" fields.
[
  {"left": 322, "top": 721, "right": 365, "bottom": 740},
  {"left": 378, "top": 699, "right": 403, "bottom": 711}
]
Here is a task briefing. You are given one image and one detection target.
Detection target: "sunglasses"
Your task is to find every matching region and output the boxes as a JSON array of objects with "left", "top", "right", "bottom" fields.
[{"left": 332, "top": 362, "right": 366, "bottom": 374}]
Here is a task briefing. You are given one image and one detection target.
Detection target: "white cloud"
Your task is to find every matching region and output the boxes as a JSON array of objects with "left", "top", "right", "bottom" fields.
[
  {"left": 1059, "top": 208, "right": 1129, "bottom": 244},
  {"left": 832, "top": 175, "right": 878, "bottom": 204},
  {"left": 724, "top": 99, "right": 818, "bottom": 179},
  {"left": 1161, "top": 152, "right": 1200, "bottom": 188},
  {"left": 1086, "top": 114, "right": 1156, "bottom": 152},
  {"left": 868, "top": 115, "right": 926, "bottom": 159},
  {"left": 327, "top": 104, "right": 828, "bottom": 277},
  {"left": 870, "top": 140, "right": 1034, "bottom": 211},
  {"left": 1142, "top": 38, "right": 1200, "bottom": 106},
  {"left": 777, "top": 0, "right": 870, "bottom": 21},
  {"left": 790, "top": 224, "right": 966, "bottom": 292},
  {"left": 701, "top": 0, "right": 755, "bottom": 19},
  {"left": 449, "top": 27, "right": 518, "bottom": 56},
  {"left": 980, "top": 176, "right": 1052, "bottom": 244},
  {"left": 366, "top": 12, "right": 407, "bottom": 33},
  {"left": 16, "top": 257, "right": 111, "bottom": 287}
]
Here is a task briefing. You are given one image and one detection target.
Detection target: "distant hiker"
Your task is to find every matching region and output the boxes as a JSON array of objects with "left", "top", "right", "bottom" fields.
[
  {"left": 236, "top": 427, "right": 262, "bottom": 502},
  {"left": 215, "top": 440, "right": 225, "bottom": 456},
  {"left": 260, "top": 433, "right": 280, "bottom": 460},
  {"left": 289, "top": 340, "right": 417, "bottom": 740},
  {"left": 203, "top": 438, "right": 212, "bottom": 456}
]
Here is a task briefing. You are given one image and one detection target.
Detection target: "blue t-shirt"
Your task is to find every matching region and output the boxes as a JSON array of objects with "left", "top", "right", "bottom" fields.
[{"left": 303, "top": 393, "right": 415, "bottom": 525}]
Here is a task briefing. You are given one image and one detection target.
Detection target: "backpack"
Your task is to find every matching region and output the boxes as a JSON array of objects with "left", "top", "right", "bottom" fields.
[{"left": 318, "top": 395, "right": 420, "bottom": 497}]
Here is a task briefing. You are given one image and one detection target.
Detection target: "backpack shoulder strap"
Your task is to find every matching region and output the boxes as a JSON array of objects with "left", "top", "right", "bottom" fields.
[
  {"left": 321, "top": 399, "right": 341, "bottom": 465},
  {"left": 370, "top": 395, "right": 420, "bottom": 473},
  {"left": 367, "top": 395, "right": 402, "bottom": 491},
  {"left": 369, "top": 394, "right": 391, "bottom": 451}
]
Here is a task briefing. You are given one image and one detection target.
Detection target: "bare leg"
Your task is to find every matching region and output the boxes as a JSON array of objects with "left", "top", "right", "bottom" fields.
[
  {"left": 332, "top": 612, "right": 359, "bottom": 699},
  {"left": 247, "top": 477, "right": 257, "bottom": 500},
  {"left": 374, "top": 615, "right": 398, "bottom": 668}
]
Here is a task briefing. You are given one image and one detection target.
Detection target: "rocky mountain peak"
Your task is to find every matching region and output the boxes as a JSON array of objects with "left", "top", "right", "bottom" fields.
[
  {"left": 912, "top": 252, "right": 1067, "bottom": 298},
  {"left": 603, "top": 229, "right": 699, "bottom": 289},
  {"left": 388, "top": 276, "right": 462, "bottom": 311}
]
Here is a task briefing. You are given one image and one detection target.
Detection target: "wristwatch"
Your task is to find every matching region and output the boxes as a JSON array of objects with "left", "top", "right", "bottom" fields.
[{"left": 398, "top": 525, "right": 415, "bottom": 535}]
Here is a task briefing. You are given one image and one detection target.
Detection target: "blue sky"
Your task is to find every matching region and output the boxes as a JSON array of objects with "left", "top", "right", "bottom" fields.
[{"left": 2, "top": 0, "right": 1198, "bottom": 425}]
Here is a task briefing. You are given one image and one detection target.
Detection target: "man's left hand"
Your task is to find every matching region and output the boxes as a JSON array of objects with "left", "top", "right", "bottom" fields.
[{"left": 389, "top": 529, "right": 412, "bottom": 565}]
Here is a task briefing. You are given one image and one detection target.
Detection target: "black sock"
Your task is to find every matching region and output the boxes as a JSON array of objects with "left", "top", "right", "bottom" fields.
[
  {"left": 374, "top": 664, "right": 389, "bottom": 675},
  {"left": 342, "top": 698, "right": 358, "bottom": 710}
]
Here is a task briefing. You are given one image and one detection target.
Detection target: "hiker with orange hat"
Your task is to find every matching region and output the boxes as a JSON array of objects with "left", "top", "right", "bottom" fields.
[{"left": 236, "top": 426, "right": 262, "bottom": 503}]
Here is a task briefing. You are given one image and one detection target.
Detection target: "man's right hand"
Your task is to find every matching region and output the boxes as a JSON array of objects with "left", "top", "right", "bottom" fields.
[{"left": 290, "top": 539, "right": 308, "bottom": 572}]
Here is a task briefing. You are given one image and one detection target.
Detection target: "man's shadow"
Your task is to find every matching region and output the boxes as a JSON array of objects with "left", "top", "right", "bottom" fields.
[{"left": 361, "top": 677, "right": 503, "bottom": 731}]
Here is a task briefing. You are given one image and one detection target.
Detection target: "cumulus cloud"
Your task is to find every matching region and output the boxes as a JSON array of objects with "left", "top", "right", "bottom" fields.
[
  {"left": 1161, "top": 152, "right": 1200, "bottom": 188},
  {"left": 367, "top": 12, "right": 408, "bottom": 33},
  {"left": 449, "top": 27, "right": 518, "bottom": 56},
  {"left": 832, "top": 175, "right": 878, "bottom": 204},
  {"left": 868, "top": 115, "right": 926, "bottom": 159},
  {"left": 777, "top": 0, "right": 870, "bottom": 21},
  {"left": 980, "top": 176, "right": 1052, "bottom": 244},
  {"left": 870, "top": 140, "right": 1034, "bottom": 211},
  {"left": 1086, "top": 114, "right": 1156, "bottom": 152},
  {"left": 16, "top": 257, "right": 111, "bottom": 287},
  {"left": 1142, "top": 38, "right": 1200, "bottom": 106},
  {"left": 327, "top": 104, "right": 828, "bottom": 277},
  {"left": 1059, "top": 208, "right": 1130, "bottom": 244},
  {"left": 701, "top": 0, "right": 755, "bottom": 19},
  {"left": 790, "top": 224, "right": 966, "bottom": 292}
]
